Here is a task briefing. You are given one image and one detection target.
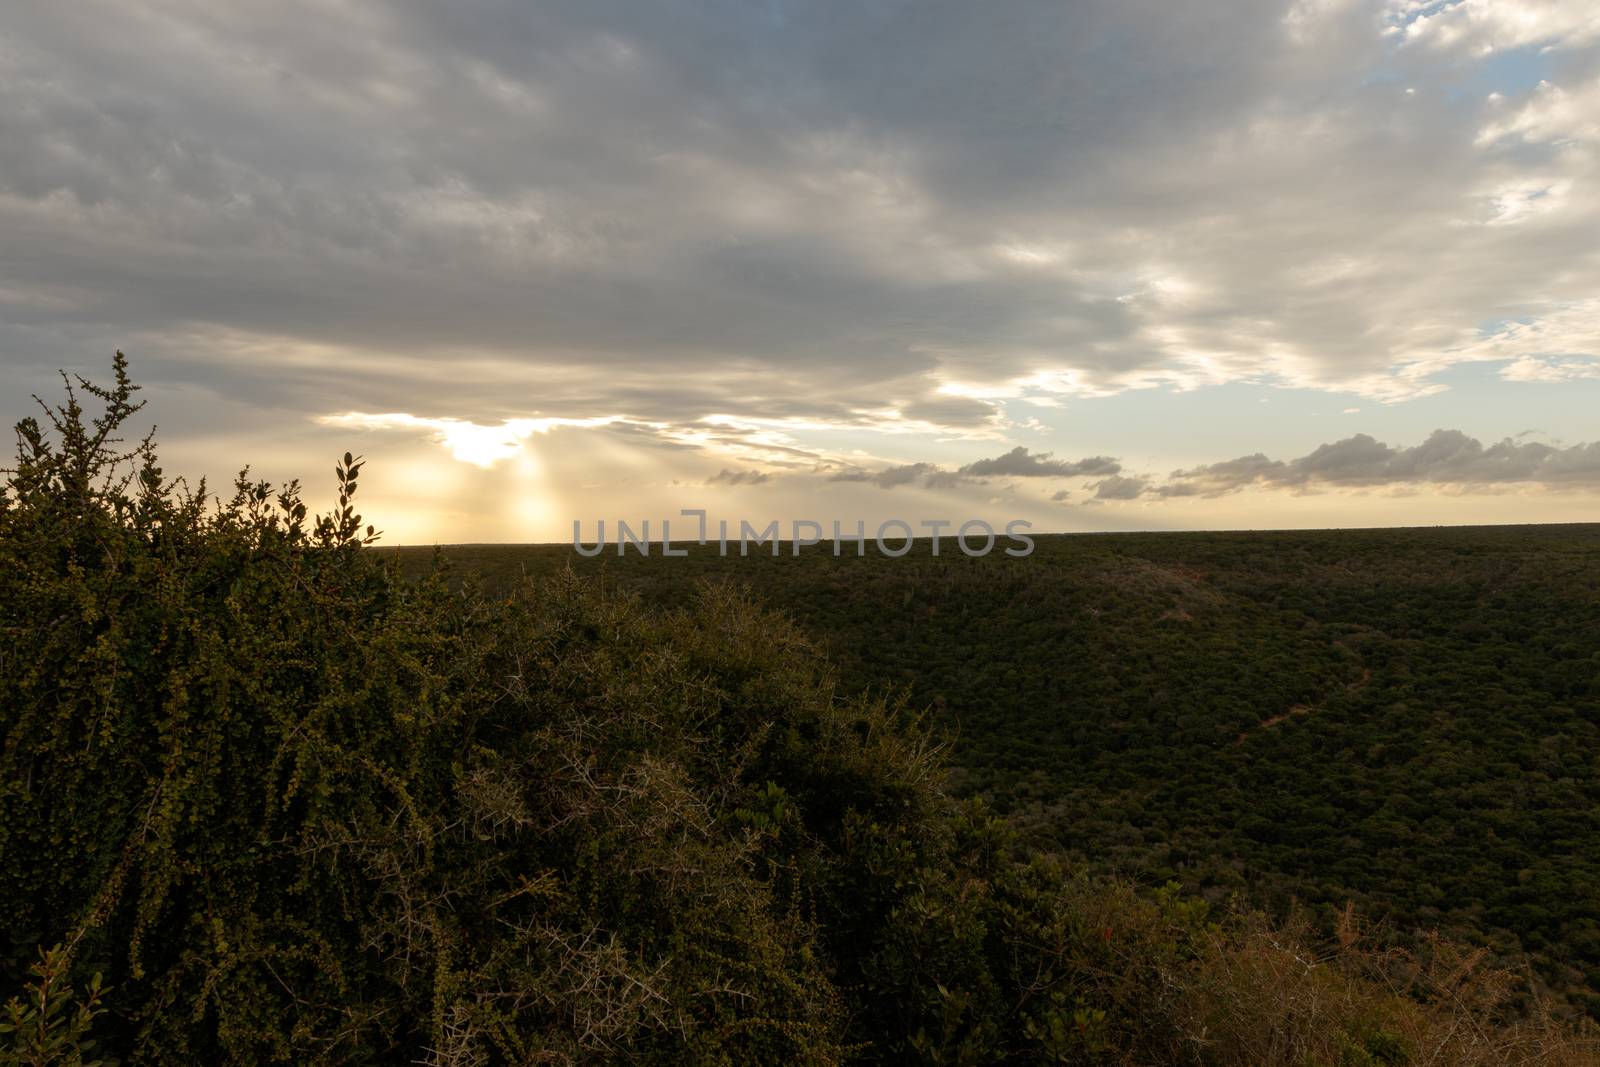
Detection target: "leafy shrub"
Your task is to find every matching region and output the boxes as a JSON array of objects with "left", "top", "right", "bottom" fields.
[{"left": 0, "top": 945, "right": 115, "bottom": 1067}]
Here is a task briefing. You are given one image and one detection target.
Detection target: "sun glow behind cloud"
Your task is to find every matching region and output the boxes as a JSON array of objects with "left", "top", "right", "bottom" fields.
[{"left": 318, "top": 412, "right": 620, "bottom": 468}]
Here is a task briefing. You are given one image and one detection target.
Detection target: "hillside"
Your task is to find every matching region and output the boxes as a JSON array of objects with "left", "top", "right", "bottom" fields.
[{"left": 395, "top": 525, "right": 1600, "bottom": 1015}]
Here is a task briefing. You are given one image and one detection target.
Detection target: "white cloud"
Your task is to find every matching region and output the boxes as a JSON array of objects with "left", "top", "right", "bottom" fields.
[
  {"left": 1501, "top": 354, "right": 1600, "bottom": 380},
  {"left": 1410, "top": 300, "right": 1600, "bottom": 371},
  {"left": 1478, "top": 78, "right": 1600, "bottom": 145},
  {"left": 1394, "top": 0, "right": 1600, "bottom": 52}
]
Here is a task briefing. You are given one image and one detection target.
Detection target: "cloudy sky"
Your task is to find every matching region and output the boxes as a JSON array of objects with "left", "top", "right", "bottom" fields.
[{"left": 3, "top": 0, "right": 1599, "bottom": 542}]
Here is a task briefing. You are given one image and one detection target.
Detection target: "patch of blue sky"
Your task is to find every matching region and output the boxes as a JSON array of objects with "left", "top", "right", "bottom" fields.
[
  {"left": 1365, "top": 6, "right": 1554, "bottom": 104},
  {"left": 1404, "top": 361, "right": 1600, "bottom": 444},
  {"left": 1454, "top": 45, "right": 1554, "bottom": 99},
  {"left": 1384, "top": 0, "right": 1463, "bottom": 33},
  {"left": 1476, "top": 314, "right": 1539, "bottom": 334}
]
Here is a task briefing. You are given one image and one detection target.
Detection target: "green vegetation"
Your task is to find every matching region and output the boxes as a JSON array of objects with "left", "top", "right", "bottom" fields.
[
  {"left": 412, "top": 525, "right": 1600, "bottom": 1020},
  {"left": 2, "top": 359, "right": 1597, "bottom": 1063}
]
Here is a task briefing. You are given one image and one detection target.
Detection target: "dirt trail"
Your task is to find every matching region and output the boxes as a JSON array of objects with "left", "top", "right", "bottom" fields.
[{"left": 1235, "top": 666, "right": 1372, "bottom": 745}]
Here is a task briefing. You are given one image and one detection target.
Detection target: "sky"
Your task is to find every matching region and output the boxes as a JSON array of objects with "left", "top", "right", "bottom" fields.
[{"left": 2, "top": 0, "right": 1599, "bottom": 543}]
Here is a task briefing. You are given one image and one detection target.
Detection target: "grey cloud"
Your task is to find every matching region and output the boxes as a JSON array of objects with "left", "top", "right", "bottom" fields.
[
  {"left": 1158, "top": 452, "right": 1289, "bottom": 496},
  {"left": 818, "top": 427, "right": 1600, "bottom": 502},
  {"left": 899, "top": 394, "right": 997, "bottom": 427},
  {"left": 707, "top": 467, "right": 771, "bottom": 486},
  {"left": 591, "top": 421, "right": 700, "bottom": 451},
  {"left": 830, "top": 462, "right": 941, "bottom": 489},
  {"left": 1091, "top": 475, "right": 1152, "bottom": 500},
  {"left": 923, "top": 469, "right": 967, "bottom": 490},
  {"left": 1162, "top": 430, "right": 1600, "bottom": 495},
  {"left": 961, "top": 446, "right": 1121, "bottom": 478},
  {"left": 830, "top": 445, "right": 1125, "bottom": 490}
]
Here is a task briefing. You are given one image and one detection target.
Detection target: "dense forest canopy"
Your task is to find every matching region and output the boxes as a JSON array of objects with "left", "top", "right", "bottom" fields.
[
  {"left": 415, "top": 524, "right": 1600, "bottom": 1019},
  {"left": 2, "top": 359, "right": 1597, "bottom": 1064}
]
